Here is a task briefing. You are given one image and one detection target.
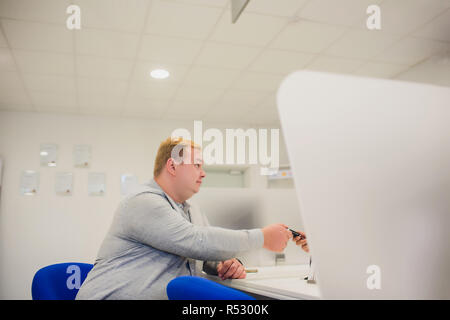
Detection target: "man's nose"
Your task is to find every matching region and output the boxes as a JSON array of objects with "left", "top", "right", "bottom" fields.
[{"left": 200, "top": 169, "right": 206, "bottom": 178}]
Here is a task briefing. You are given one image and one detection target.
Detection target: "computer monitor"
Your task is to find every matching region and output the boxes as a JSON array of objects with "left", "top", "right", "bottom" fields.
[{"left": 277, "top": 71, "right": 450, "bottom": 299}]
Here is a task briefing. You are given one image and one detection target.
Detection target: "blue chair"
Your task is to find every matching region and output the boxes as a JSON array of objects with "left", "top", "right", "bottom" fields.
[
  {"left": 167, "top": 276, "right": 255, "bottom": 300},
  {"left": 31, "top": 262, "right": 93, "bottom": 300}
]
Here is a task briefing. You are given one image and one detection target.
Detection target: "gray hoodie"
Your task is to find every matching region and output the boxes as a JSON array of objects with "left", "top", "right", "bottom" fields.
[{"left": 76, "top": 179, "right": 263, "bottom": 300}]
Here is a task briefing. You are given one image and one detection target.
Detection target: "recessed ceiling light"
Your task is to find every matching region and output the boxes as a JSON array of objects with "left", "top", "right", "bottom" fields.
[{"left": 150, "top": 69, "right": 170, "bottom": 79}]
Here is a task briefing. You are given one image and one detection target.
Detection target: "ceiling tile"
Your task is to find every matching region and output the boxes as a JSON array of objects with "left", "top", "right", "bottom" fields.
[
  {"left": 246, "top": 105, "right": 280, "bottom": 125},
  {"left": 173, "top": 85, "right": 225, "bottom": 103},
  {"left": 231, "top": 72, "right": 284, "bottom": 91},
  {"left": 374, "top": 36, "right": 448, "bottom": 65},
  {"left": 123, "top": 97, "right": 168, "bottom": 119},
  {"left": 183, "top": 65, "right": 241, "bottom": 88},
  {"left": 76, "top": 55, "right": 133, "bottom": 79},
  {"left": 29, "top": 90, "right": 77, "bottom": 109},
  {"left": 23, "top": 74, "right": 76, "bottom": 93},
  {"left": 0, "top": 71, "right": 23, "bottom": 93},
  {"left": 353, "top": 62, "right": 409, "bottom": 79},
  {"left": 195, "top": 42, "right": 261, "bottom": 69},
  {"left": 132, "top": 60, "right": 190, "bottom": 83},
  {"left": 138, "top": 35, "right": 203, "bottom": 64},
  {"left": 325, "top": 29, "right": 401, "bottom": 60},
  {"left": 145, "top": 0, "right": 223, "bottom": 39},
  {"left": 245, "top": 0, "right": 308, "bottom": 17},
  {"left": 395, "top": 54, "right": 450, "bottom": 87},
  {"left": 74, "top": 0, "right": 149, "bottom": 32},
  {"left": 76, "top": 28, "right": 140, "bottom": 59},
  {"left": 0, "top": 47, "right": 16, "bottom": 71},
  {"left": 0, "top": 32, "right": 8, "bottom": 47},
  {"left": 248, "top": 49, "right": 314, "bottom": 74},
  {"left": 127, "top": 80, "right": 178, "bottom": 100},
  {"left": 2, "top": 20, "right": 73, "bottom": 53},
  {"left": 413, "top": 8, "right": 450, "bottom": 42},
  {"left": 14, "top": 50, "right": 74, "bottom": 75},
  {"left": 220, "top": 89, "right": 271, "bottom": 107},
  {"left": 298, "top": 0, "right": 384, "bottom": 28},
  {"left": 306, "top": 55, "right": 364, "bottom": 74},
  {"left": 77, "top": 77, "right": 128, "bottom": 96},
  {"left": 171, "top": 0, "right": 228, "bottom": 7},
  {"left": 0, "top": 0, "right": 70, "bottom": 24},
  {"left": 78, "top": 91, "right": 125, "bottom": 109},
  {"left": 379, "top": 0, "right": 450, "bottom": 36},
  {"left": 0, "top": 87, "right": 32, "bottom": 108},
  {"left": 79, "top": 106, "right": 122, "bottom": 117},
  {"left": 166, "top": 100, "right": 212, "bottom": 116},
  {"left": 270, "top": 20, "right": 347, "bottom": 53},
  {"left": 210, "top": 11, "right": 287, "bottom": 47}
]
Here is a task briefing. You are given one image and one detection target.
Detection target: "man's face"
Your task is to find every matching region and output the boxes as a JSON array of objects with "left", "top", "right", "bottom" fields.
[{"left": 175, "top": 147, "right": 206, "bottom": 198}]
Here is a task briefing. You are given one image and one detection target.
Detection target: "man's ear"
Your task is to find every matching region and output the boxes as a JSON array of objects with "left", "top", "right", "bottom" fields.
[{"left": 166, "top": 158, "right": 177, "bottom": 176}]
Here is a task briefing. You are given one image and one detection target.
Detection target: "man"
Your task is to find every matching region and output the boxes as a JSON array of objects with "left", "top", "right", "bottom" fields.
[{"left": 76, "top": 137, "right": 292, "bottom": 300}]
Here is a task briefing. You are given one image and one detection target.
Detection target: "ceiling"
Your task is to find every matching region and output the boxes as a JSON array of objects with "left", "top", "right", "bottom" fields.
[{"left": 0, "top": 0, "right": 449, "bottom": 126}]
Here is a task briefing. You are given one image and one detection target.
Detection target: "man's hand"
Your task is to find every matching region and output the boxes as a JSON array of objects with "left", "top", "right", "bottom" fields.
[
  {"left": 262, "top": 223, "right": 292, "bottom": 252},
  {"left": 292, "top": 230, "right": 309, "bottom": 253},
  {"left": 217, "top": 258, "right": 245, "bottom": 280}
]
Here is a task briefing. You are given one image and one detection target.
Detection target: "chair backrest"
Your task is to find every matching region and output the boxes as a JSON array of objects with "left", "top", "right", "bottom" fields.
[
  {"left": 31, "top": 262, "right": 93, "bottom": 300},
  {"left": 167, "top": 276, "right": 255, "bottom": 300}
]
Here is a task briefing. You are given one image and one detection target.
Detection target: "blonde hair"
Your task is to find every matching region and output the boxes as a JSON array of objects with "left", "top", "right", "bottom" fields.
[{"left": 153, "top": 137, "right": 201, "bottom": 178}]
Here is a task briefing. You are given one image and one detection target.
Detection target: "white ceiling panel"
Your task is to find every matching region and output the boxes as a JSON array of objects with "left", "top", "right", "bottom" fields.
[
  {"left": 29, "top": 90, "right": 77, "bottom": 109},
  {"left": 0, "top": 71, "right": 25, "bottom": 92},
  {"left": 0, "top": 31, "right": 8, "bottom": 47},
  {"left": 145, "top": 0, "right": 223, "bottom": 39},
  {"left": 379, "top": 0, "right": 450, "bottom": 36},
  {"left": 395, "top": 54, "right": 450, "bottom": 87},
  {"left": 306, "top": 55, "right": 364, "bottom": 73},
  {"left": 173, "top": 84, "right": 225, "bottom": 103},
  {"left": 132, "top": 60, "right": 190, "bottom": 83},
  {"left": 78, "top": 91, "right": 125, "bottom": 110},
  {"left": 246, "top": 0, "right": 308, "bottom": 17},
  {"left": 298, "top": 0, "right": 384, "bottom": 28},
  {"left": 325, "top": 29, "right": 401, "bottom": 60},
  {"left": 172, "top": 0, "right": 229, "bottom": 8},
  {"left": 248, "top": 49, "right": 315, "bottom": 74},
  {"left": 231, "top": 72, "right": 285, "bottom": 91},
  {"left": 76, "top": 29, "right": 140, "bottom": 59},
  {"left": 210, "top": 11, "right": 287, "bottom": 47},
  {"left": 0, "top": 0, "right": 449, "bottom": 124},
  {"left": 123, "top": 96, "right": 168, "bottom": 119},
  {"left": 138, "top": 35, "right": 203, "bottom": 64},
  {"left": 413, "top": 8, "right": 450, "bottom": 42},
  {"left": 183, "top": 65, "right": 241, "bottom": 89},
  {"left": 0, "top": 0, "right": 70, "bottom": 24},
  {"left": 270, "top": 20, "right": 347, "bottom": 53},
  {"left": 2, "top": 20, "right": 73, "bottom": 53},
  {"left": 195, "top": 42, "right": 261, "bottom": 69},
  {"left": 165, "top": 100, "right": 212, "bottom": 117},
  {"left": 0, "top": 47, "right": 16, "bottom": 71},
  {"left": 74, "top": 0, "right": 149, "bottom": 32},
  {"left": 0, "top": 87, "right": 32, "bottom": 109},
  {"left": 76, "top": 55, "right": 133, "bottom": 80},
  {"left": 77, "top": 77, "right": 128, "bottom": 96},
  {"left": 218, "top": 89, "right": 270, "bottom": 107},
  {"left": 374, "top": 36, "right": 449, "bottom": 65},
  {"left": 353, "top": 62, "right": 409, "bottom": 79},
  {"left": 14, "top": 50, "right": 74, "bottom": 76},
  {"left": 127, "top": 80, "right": 178, "bottom": 100},
  {"left": 23, "top": 74, "right": 76, "bottom": 94}
]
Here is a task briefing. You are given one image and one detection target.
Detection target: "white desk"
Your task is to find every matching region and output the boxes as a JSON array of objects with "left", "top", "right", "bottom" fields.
[{"left": 203, "top": 264, "right": 321, "bottom": 300}]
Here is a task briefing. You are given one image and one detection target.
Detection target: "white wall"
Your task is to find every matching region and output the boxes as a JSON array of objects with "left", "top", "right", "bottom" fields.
[{"left": 0, "top": 111, "right": 302, "bottom": 299}]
